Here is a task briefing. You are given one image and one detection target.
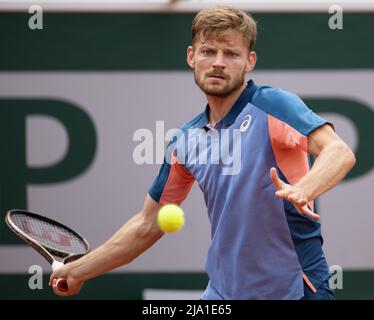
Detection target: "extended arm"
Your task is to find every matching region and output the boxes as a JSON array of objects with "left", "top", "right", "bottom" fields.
[{"left": 50, "top": 195, "right": 164, "bottom": 296}]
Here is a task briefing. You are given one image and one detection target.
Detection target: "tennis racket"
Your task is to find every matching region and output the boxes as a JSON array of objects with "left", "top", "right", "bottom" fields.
[{"left": 5, "top": 209, "right": 89, "bottom": 292}]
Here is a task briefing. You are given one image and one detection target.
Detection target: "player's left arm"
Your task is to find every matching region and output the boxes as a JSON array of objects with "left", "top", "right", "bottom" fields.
[
  {"left": 271, "top": 124, "right": 356, "bottom": 219},
  {"left": 297, "top": 124, "right": 356, "bottom": 200}
]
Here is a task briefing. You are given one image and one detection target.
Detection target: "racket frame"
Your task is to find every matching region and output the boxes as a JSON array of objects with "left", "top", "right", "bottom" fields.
[{"left": 5, "top": 209, "right": 90, "bottom": 292}]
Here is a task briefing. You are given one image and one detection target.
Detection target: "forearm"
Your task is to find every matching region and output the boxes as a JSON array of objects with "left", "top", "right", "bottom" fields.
[
  {"left": 66, "top": 211, "right": 163, "bottom": 282},
  {"left": 296, "top": 141, "right": 356, "bottom": 200}
]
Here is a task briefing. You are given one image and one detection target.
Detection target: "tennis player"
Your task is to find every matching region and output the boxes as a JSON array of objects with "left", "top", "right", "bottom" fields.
[{"left": 50, "top": 6, "right": 355, "bottom": 299}]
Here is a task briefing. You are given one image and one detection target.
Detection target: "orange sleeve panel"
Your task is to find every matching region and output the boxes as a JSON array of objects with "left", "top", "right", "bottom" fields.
[
  {"left": 268, "top": 114, "right": 314, "bottom": 210},
  {"left": 159, "top": 153, "right": 195, "bottom": 205}
]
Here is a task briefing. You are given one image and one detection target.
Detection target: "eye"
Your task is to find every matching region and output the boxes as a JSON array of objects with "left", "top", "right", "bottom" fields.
[
  {"left": 227, "top": 51, "right": 239, "bottom": 58},
  {"left": 201, "top": 49, "right": 213, "bottom": 56}
]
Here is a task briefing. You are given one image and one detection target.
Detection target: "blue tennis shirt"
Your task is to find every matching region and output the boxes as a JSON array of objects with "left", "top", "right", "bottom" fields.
[{"left": 149, "top": 80, "right": 332, "bottom": 299}]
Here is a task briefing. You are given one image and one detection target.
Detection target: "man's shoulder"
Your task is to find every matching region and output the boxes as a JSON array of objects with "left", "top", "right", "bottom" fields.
[
  {"left": 252, "top": 83, "right": 328, "bottom": 136},
  {"left": 251, "top": 84, "right": 310, "bottom": 118},
  {"left": 252, "top": 84, "right": 304, "bottom": 110}
]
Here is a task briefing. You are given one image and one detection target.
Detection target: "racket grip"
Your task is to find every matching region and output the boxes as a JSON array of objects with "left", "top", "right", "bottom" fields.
[
  {"left": 51, "top": 261, "right": 68, "bottom": 292},
  {"left": 56, "top": 279, "right": 69, "bottom": 292}
]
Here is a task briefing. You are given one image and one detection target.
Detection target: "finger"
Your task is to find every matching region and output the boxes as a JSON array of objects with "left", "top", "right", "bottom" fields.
[
  {"left": 270, "top": 167, "right": 283, "bottom": 190},
  {"left": 275, "top": 188, "right": 292, "bottom": 199},
  {"left": 297, "top": 198, "right": 308, "bottom": 206},
  {"left": 288, "top": 194, "right": 307, "bottom": 206},
  {"left": 300, "top": 205, "right": 320, "bottom": 221},
  {"left": 49, "top": 276, "right": 56, "bottom": 287},
  {"left": 49, "top": 272, "right": 61, "bottom": 286}
]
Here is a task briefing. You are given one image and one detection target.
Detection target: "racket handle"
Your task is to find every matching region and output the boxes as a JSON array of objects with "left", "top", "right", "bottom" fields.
[
  {"left": 51, "top": 260, "right": 69, "bottom": 292},
  {"left": 56, "top": 279, "right": 69, "bottom": 292}
]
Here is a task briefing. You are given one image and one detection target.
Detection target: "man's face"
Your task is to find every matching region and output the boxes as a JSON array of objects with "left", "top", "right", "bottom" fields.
[{"left": 187, "top": 30, "right": 255, "bottom": 97}]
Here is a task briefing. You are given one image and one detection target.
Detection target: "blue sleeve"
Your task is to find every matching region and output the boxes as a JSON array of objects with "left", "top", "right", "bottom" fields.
[
  {"left": 148, "top": 160, "right": 171, "bottom": 203},
  {"left": 148, "top": 135, "right": 179, "bottom": 203},
  {"left": 252, "top": 86, "right": 332, "bottom": 136}
]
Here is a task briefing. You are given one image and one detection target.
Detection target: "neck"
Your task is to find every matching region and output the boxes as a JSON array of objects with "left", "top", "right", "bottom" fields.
[{"left": 207, "top": 82, "right": 247, "bottom": 126}]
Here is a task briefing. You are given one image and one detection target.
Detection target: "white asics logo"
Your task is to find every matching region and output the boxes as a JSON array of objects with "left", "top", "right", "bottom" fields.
[{"left": 240, "top": 114, "right": 252, "bottom": 132}]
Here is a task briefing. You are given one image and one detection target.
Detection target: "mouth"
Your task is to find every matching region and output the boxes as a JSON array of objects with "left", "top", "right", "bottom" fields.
[{"left": 207, "top": 75, "right": 226, "bottom": 80}]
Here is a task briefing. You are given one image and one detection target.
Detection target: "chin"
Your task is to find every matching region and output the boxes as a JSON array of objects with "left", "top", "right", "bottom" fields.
[
  {"left": 200, "top": 83, "right": 232, "bottom": 97},
  {"left": 205, "top": 89, "right": 229, "bottom": 97}
]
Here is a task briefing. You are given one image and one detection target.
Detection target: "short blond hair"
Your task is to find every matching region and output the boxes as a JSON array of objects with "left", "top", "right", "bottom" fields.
[{"left": 192, "top": 6, "right": 257, "bottom": 50}]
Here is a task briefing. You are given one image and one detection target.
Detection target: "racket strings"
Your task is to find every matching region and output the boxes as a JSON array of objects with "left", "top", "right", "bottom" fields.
[{"left": 11, "top": 213, "right": 87, "bottom": 255}]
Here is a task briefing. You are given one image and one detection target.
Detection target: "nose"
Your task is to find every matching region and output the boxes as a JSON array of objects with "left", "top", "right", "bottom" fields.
[{"left": 212, "top": 51, "right": 225, "bottom": 69}]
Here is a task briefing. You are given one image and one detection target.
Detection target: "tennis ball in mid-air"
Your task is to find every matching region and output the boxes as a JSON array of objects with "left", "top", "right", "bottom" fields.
[{"left": 157, "top": 204, "right": 185, "bottom": 233}]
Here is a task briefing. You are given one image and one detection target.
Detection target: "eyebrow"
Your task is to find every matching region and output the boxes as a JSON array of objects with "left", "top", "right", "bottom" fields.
[
  {"left": 199, "top": 45, "right": 240, "bottom": 52},
  {"left": 199, "top": 45, "right": 214, "bottom": 49}
]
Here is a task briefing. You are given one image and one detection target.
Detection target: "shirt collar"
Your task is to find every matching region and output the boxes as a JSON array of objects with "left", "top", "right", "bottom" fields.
[{"left": 196, "top": 79, "right": 256, "bottom": 130}]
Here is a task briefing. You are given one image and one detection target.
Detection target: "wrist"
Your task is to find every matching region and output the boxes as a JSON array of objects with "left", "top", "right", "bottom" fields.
[{"left": 67, "top": 260, "right": 88, "bottom": 282}]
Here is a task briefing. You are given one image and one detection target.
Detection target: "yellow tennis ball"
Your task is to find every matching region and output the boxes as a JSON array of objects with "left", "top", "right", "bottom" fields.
[{"left": 157, "top": 204, "right": 185, "bottom": 233}]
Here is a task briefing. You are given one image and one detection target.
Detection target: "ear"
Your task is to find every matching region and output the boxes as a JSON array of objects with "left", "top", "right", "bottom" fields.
[
  {"left": 246, "top": 51, "right": 257, "bottom": 72},
  {"left": 187, "top": 46, "right": 195, "bottom": 69}
]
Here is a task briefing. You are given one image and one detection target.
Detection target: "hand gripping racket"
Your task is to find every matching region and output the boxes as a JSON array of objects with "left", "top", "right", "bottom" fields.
[{"left": 5, "top": 209, "right": 89, "bottom": 292}]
